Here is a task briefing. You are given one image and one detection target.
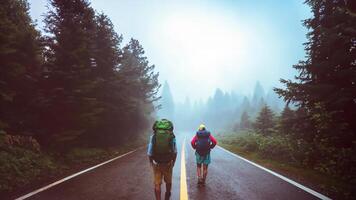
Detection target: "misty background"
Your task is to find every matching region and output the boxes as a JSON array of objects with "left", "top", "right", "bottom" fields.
[
  {"left": 2, "top": 0, "right": 354, "bottom": 198},
  {"left": 28, "top": 0, "right": 311, "bottom": 131},
  {"left": 158, "top": 80, "right": 284, "bottom": 131}
]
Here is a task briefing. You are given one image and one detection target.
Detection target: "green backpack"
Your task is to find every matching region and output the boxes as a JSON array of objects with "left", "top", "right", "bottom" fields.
[{"left": 152, "top": 119, "right": 175, "bottom": 163}]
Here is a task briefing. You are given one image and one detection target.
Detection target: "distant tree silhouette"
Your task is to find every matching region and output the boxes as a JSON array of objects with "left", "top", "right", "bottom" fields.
[
  {"left": 252, "top": 81, "right": 265, "bottom": 109},
  {"left": 254, "top": 105, "right": 275, "bottom": 135},
  {"left": 240, "top": 111, "right": 251, "bottom": 130},
  {"left": 158, "top": 81, "right": 174, "bottom": 120}
]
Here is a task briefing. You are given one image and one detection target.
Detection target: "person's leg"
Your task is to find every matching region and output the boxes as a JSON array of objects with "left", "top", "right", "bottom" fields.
[
  {"left": 202, "top": 164, "right": 208, "bottom": 182},
  {"left": 202, "top": 153, "right": 210, "bottom": 184},
  {"left": 165, "top": 183, "right": 171, "bottom": 200},
  {"left": 163, "top": 163, "right": 173, "bottom": 200},
  {"left": 153, "top": 164, "right": 163, "bottom": 200},
  {"left": 196, "top": 163, "right": 202, "bottom": 179},
  {"left": 155, "top": 184, "right": 161, "bottom": 200}
]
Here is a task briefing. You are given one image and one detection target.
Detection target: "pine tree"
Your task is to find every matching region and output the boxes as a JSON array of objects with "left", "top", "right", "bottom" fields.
[
  {"left": 81, "top": 12, "right": 125, "bottom": 143},
  {"left": 240, "top": 111, "right": 251, "bottom": 130},
  {"left": 0, "top": 0, "right": 41, "bottom": 133},
  {"left": 236, "top": 96, "right": 251, "bottom": 121},
  {"left": 93, "top": 12, "right": 122, "bottom": 77},
  {"left": 252, "top": 81, "right": 265, "bottom": 108},
  {"left": 256, "top": 97, "right": 266, "bottom": 114},
  {"left": 254, "top": 105, "right": 275, "bottom": 135},
  {"left": 40, "top": 0, "right": 98, "bottom": 143},
  {"left": 266, "top": 89, "right": 283, "bottom": 112},
  {"left": 292, "top": 107, "right": 316, "bottom": 142},
  {"left": 120, "top": 38, "right": 160, "bottom": 103},
  {"left": 275, "top": 0, "right": 356, "bottom": 147},
  {"left": 157, "top": 81, "right": 174, "bottom": 120},
  {"left": 116, "top": 38, "right": 160, "bottom": 138},
  {"left": 278, "top": 106, "right": 296, "bottom": 135},
  {"left": 211, "top": 88, "right": 225, "bottom": 112}
]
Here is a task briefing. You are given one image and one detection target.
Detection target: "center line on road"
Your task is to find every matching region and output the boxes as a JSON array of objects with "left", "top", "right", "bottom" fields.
[{"left": 180, "top": 137, "right": 188, "bottom": 200}]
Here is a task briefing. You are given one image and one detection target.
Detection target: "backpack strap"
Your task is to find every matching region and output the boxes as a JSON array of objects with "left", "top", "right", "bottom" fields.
[
  {"left": 152, "top": 134, "right": 156, "bottom": 145},
  {"left": 171, "top": 133, "right": 176, "bottom": 152}
]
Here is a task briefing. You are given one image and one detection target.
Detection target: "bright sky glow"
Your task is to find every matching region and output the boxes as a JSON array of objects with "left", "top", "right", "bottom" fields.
[
  {"left": 156, "top": 10, "right": 250, "bottom": 96},
  {"left": 28, "top": 0, "right": 311, "bottom": 103}
]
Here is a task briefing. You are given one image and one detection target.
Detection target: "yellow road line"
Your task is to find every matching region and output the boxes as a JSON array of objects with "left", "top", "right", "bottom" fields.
[{"left": 180, "top": 137, "right": 188, "bottom": 200}]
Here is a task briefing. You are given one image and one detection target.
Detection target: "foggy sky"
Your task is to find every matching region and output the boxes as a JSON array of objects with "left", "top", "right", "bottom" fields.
[{"left": 28, "top": 0, "right": 311, "bottom": 103}]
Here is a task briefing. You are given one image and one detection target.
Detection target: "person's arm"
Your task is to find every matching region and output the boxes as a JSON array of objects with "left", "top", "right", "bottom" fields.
[
  {"left": 209, "top": 134, "right": 217, "bottom": 149},
  {"left": 172, "top": 137, "right": 177, "bottom": 165},
  {"left": 147, "top": 135, "right": 154, "bottom": 164},
  {"left": 191, "top": 135, "right": 197, "bottom": 149}
]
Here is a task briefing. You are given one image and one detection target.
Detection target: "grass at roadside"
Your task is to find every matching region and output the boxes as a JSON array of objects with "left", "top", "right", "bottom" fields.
[
  {"left": 217, "top": 132, "right": 352, "bottom": 200},
  {"left": 0, "top": 133, "right": 148, "bottom": 199}
]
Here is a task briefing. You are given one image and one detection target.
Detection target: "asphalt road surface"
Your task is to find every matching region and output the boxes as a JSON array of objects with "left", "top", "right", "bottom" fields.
[{"left": 16, "top": 132, "right": 329, "bottom": 200}]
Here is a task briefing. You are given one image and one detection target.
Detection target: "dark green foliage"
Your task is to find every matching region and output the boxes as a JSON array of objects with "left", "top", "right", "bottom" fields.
[
  {"left": 101, "top": 38, "right": 160, "bottom": 143},
  {"left": 275, "top": 0, "right": 356, "bottom": 147},
  {"left": 0, "top": 0, "right": 159, "bottom": 192},
  {"left": 36, "top": 0, "right": 159, "bottom": 146},
  {"left": 277, "top": 106, "right": 296, "bottom": 135},
  {"left": 254, "top": 105, "right": 275, "bottom": 135},
  {"left": 120, "top": 38, "right": 160, "bottom": 103},
  {"left": 257, "top": 135, "right": 294, "bottom": 162},
  {"left": 93, "top": 13, "right": 122, "bottom": 77},
  {"left": 0, "top": 0, "right": 41, "bottom": 133},
  {"left": 0, "top": 0, "right": 159, "bottom": 147},
  {"left": 233, "top": 131, "right": 261, "bottom": 152},
  {"left": 0, "top": 132, "right": 57, "bottom": 191},
  {"left": 38, "top": 0, "right": 98, "bottom": 144},
  {"left": 0, "top": 147, "right": 57, "bottom": 191},
  {"left": 273, "top": 0, "right": 356, "bottom": 188}
]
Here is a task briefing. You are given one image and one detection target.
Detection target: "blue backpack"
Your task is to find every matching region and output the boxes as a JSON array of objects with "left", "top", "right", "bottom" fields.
[{"left": 196, "top": 130, "right": 211, "bottom": 156}]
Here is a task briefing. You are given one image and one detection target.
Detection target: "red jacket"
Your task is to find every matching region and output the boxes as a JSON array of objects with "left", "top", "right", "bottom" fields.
[{"left": 191, "top": 132, "right": 217, "bottom": 149}]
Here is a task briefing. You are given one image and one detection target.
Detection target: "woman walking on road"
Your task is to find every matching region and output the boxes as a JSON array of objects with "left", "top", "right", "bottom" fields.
[{"left": 190, "top": 124, "right": 217, "bottom": 185}]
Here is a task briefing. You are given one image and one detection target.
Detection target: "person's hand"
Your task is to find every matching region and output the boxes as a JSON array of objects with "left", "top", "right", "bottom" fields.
[
  {"left": 171, "top": 154, "right": 177, "bottom": 166},
  {"left": 148, "top": 156, "right": 154, "bottom": 167}
]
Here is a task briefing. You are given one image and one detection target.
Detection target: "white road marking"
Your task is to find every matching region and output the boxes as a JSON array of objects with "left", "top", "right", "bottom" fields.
[
  {"left": 15, "top": 148, "right": 141, "bottom": 200},
  {"left": 218, "top": 146, "right": 332, "bottom": 200}
]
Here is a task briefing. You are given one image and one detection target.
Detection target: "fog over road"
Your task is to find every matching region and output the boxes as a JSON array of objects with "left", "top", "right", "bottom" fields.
[{"left": 18, "top": 132, "right": 328, "bottom": 200}]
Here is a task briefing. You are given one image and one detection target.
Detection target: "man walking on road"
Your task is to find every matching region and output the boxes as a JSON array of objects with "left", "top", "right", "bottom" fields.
[
  {"left": 147, "top": 119, "right": 177, "bottom": 200},
  {"left": 191, "top": 124, "right": 217, "bottom": 185}
]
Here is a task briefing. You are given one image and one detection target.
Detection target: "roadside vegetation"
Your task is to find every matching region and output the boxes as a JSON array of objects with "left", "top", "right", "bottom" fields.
[
  {"left": 0, "top": 130, "right": 147, "bottom": 199},
  {"left": 0, "top": 0, "right": 157, "bottom": 197},
  {"left": 217, "top": 105, "right": 355, "bottom": 199},
  {"left": 219, "top": 1, "right": 356, "bottom": 199}
]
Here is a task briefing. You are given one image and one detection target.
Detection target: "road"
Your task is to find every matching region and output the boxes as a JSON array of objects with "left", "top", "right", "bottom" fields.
[{"left": 16, "top": 132, "right": 329, "bottom": 200}]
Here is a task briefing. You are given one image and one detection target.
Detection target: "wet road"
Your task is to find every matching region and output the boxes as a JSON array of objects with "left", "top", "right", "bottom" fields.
[{"left": 17, "top": 132, "right": 327, "bottom": 200}]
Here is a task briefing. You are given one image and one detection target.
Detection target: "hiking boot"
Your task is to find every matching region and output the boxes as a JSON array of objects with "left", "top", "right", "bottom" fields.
[
  {"left": 165, "top": 191, "right": 171, "bottom": 200},
  {"left": 201, "top": 178, "right": 206, "bottom": 185},
  {"left": 197, "top": 177, "right": 203, "bottom": 184}
]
